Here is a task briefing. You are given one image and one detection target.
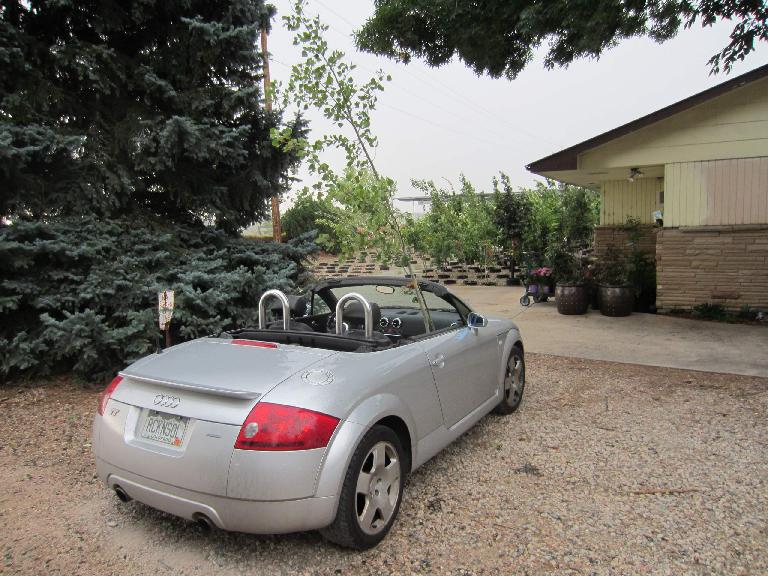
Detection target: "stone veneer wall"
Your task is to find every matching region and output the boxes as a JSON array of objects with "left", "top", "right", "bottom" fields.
[
  {"left": 656, "top": 225, "right": 768, "bottom": 311},
  {"left": 594, "top": 225, "right": 658, "bottom": 257}
]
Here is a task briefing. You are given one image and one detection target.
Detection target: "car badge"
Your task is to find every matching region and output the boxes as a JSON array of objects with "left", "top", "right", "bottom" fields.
[{"left": 153, "top": 394, "right": 181, "bottom": 408}]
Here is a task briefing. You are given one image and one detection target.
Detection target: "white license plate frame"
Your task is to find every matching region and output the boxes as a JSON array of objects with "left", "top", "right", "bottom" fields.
[{"left": 140, "top": 409, "right": 189, "bottom": 447}]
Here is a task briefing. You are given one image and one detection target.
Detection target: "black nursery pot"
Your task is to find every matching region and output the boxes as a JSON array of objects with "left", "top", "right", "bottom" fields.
[
  {"left": 598, "top": 285, "right": 634, "bottom": 317},
  {"left": 555, "top": 283, "right": 589, "bottom": 315}
]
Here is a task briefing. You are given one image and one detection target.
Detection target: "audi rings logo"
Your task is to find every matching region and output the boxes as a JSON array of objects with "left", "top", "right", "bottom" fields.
[{"left": 153, "top": 394, "right": 181, "bottom": 409}]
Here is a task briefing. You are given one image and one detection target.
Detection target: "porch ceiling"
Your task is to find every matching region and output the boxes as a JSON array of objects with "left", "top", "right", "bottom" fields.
[{"left": 536, "top": 165, "right": 665, "bottom": 189}]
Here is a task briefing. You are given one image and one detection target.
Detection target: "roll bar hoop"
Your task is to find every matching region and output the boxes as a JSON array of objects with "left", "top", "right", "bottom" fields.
[
  {"left": 258, "top": 289, "right": 291, "bottom": 330},
  {"left": 335, "top": 292, "right": 373, "bottom": 339}
]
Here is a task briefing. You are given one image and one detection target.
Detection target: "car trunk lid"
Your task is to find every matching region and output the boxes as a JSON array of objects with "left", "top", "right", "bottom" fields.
[
  {"left": 118, "top": 337, "right": 336, "bottom": 404},
  {"left": 96, "top": 338, "right": 337, "bottom": 496}
]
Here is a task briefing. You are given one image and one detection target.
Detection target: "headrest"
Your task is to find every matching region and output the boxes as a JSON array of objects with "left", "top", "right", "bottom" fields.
[
  {"left": 342, "top": 300, "right": 381, "bottom": 327},
  {"left": 288, "top": 295, "right": 308, "bottom": 317},
  {"left": 269, "top": 294, "right": 308, "bottom": 318}
]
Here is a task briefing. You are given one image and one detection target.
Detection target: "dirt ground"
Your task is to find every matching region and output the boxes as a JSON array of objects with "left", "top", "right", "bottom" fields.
[{"left": 1, "top": 355, "right": 766, "bottom": 575}]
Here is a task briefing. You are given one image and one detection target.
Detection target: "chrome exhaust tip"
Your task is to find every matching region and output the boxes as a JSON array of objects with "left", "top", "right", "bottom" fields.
[
  {"left": 194, "top": 513, "right": 214, "bottom": 531},
  {"left": 114, "top": 486, "right": 131, "bottom": 503}
]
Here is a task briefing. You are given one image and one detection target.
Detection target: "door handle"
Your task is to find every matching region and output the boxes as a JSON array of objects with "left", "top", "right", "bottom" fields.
[{"left": 430, "top": 354, "right": 445, "bottom": 369}]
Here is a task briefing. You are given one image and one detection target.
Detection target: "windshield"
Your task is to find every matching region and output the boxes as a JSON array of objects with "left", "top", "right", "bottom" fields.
[{"left": 328, "top": 284, "right": 455, "bottom": 311}]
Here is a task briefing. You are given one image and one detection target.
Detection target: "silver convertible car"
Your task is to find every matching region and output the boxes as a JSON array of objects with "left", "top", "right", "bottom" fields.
[{"left": 93, "top": 277, "right": 525, "bottom": 549}]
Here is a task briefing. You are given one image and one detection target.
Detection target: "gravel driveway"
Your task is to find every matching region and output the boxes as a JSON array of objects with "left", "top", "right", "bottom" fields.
[{"left": 2, "top": 354, "right": 766, "bottom": 575}]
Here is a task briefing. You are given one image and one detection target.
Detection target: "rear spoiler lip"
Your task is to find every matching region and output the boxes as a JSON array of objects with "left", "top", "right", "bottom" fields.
[{"left": 118, "top": 372, "right": 263, "bottom": 400}]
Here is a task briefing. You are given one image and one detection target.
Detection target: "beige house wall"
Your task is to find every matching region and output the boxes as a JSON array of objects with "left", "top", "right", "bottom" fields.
[
  {"left": 579, "top": 77, "right": 768, "bottom": 170},
  {"left": 600, "top": 179, "right": 663, "bottom": 225},
  {"left": 665, "top": 157, "right": 768, "bottom": 227}
]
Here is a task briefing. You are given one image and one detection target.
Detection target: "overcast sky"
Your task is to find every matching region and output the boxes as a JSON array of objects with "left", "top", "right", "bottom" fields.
[{"left": 267, "top": 0, "right": 768, "bottom": 211}]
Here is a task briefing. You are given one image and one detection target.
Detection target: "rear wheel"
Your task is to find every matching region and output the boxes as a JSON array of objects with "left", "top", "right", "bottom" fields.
[
  {"left": 320, "top": 425, "right": 405, "bottom": 550},
  {"left": 493, "top": 345, "right": 525, "bottom": 414}
]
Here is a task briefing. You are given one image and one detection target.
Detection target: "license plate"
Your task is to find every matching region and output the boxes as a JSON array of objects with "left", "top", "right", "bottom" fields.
[{"left": 140, "top": 410, "right": 188, "bottom": 447}]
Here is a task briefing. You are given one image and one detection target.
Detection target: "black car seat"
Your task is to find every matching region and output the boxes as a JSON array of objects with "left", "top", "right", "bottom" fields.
[
  {"left": 341, "top": 301, "right": 390, "bottom": 344},
  {"left": 268, "top": 295, "right": 314, "bottom": 331}
]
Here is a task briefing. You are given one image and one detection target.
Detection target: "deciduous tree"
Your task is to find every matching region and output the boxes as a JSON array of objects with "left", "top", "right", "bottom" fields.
[{"left": 356, "top": 0, "right": 767, "bottom": 79}]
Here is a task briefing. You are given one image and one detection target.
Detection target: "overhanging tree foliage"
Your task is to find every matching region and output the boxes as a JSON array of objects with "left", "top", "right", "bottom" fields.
[
  {"left": 356, "top": 0, "right": 768, "bottom": 79},
  {"left": 0, "top": 0, "right": 305, "bottom": 231}
]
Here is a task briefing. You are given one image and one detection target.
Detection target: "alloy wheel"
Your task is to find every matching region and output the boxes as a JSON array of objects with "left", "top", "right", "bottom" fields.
[
  {"left": 355, "top": 440, "right": 401, "bottom": 535},
  {"left": 505, "top": 353, "right": 524, "bottom": 404}
]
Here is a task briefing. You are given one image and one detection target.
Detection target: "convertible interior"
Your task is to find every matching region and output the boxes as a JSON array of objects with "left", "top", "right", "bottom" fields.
[{"left": 222, "top": 277, "right": 471, "bottom": 353}]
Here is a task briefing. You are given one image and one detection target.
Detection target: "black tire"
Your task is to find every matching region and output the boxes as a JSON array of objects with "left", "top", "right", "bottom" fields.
[
  {"left": 320, "top": 425, "right": 406, "bottom": 550},
  {"left": 520, "top": 294, "right": 531, "bottom": 306},
  {"left": 493, "top": 345, "right": 525, "bottom": 415}
]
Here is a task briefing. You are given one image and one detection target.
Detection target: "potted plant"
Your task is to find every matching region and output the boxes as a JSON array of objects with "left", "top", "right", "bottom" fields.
[
  {"left": 552, "top": 252, "right": 590, "bottom": 315},
  {"left": 617, "top": 216, "right": 658, "bottom": 312},
  {"left": 595, "top": 245, "right": 634, "bottom": 317}
]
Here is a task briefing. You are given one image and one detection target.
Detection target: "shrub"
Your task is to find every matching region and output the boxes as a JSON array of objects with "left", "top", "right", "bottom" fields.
[
  {"left": 281, "top": 191, "right": 342, "bottom": 253},
  {"left": 500, "top": 180, "right": 599, "bottom": 279},
  {"left": 413, "top": 176, "right": 497, "bottom": 267},
  {"left": 595, "top": 245, "right": 631, "bottom": 286},
  {"left": 693, "top": 303, "right": 728, "bottom": 321},
  {"left": 616, "top": 216, "right": 657, "bottom": 311},
  {"left": 737, "top": 305, "right": 755, "bottom": 320},
  {"left": 0, "top": 218, "right": 317, "bottom": 383},
  {"left": 493, "top": 173, "right": 531, "bottom": 250}
]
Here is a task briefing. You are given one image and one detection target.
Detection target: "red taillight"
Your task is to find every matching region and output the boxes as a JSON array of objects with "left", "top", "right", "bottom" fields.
[
  {"left": 97, "top": 375, "right": 123, "bottom": 416},
  {"left": 235, "top": 402, "right": 339, "bottom": 451},
  {"left": 231, "top": 339, "right": 278, "bottom": 349}
]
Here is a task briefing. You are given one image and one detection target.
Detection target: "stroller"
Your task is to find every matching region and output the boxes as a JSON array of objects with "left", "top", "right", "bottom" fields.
[{"left": 519, "top": 259, "right": 554, "bottom": 306}]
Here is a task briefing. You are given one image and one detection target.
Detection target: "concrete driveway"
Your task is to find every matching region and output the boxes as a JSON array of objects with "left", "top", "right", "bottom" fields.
[{"left": 451, "top": 285, "right": 768, "bottom": 377}]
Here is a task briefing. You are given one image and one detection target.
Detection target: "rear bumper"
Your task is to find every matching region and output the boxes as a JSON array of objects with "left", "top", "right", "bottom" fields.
[{"left": 96, "top": 458, "right": 337, "bottom": 534}]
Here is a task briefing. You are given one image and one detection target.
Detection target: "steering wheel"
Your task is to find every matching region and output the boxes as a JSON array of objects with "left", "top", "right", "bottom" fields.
[{"left": 326, "top": 312, "right": 350, "bottom": 334}]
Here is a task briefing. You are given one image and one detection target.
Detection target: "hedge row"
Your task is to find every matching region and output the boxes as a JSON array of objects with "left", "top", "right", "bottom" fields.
[{"left": 0, "top": 218, "right": 317, "bottom": 382}]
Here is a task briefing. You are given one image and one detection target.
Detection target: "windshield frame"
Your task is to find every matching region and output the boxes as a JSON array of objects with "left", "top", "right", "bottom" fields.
[{"left": 310, "top": 279, "right": 472, "bottom": 333}]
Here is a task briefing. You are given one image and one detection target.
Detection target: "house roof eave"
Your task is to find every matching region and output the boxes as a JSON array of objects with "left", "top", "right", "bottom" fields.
[{"left": 526, "top": 63, "right": 768, "bottom": 175}]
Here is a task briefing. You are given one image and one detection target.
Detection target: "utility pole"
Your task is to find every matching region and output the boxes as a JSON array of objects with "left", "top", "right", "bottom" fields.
[{"left": 261, "top": 27, "right": 282, "bottom": 242}]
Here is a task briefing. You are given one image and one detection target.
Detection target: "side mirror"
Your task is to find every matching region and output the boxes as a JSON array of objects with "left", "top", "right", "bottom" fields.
[{"left": 467, "top": 312, "right": 488, "bottom": 329}]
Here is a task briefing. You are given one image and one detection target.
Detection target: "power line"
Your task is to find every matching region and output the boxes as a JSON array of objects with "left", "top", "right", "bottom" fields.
[
  {"left": 269, "top": 56, "right": 291, "bottom": 69},
  {"left": 379, "top": 102, "right": 509, "bottom": 149},
  {"left": 312, "top": 0, "right": 358, "bottom": 30},
  {"left": 305, "top": 0, "right": 563, "bottom": 148},
  {"left": 269, "top": 56, "right": 511, "bottom": 149}
]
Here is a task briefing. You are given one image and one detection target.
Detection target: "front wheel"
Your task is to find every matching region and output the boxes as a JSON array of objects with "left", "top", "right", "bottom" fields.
[
  {"left": 493, "top": 345, "right": 525, "bottom": 415},
  {"left": 320, "top": 426, "right": 405, "bottom": 550},
  {"left": 520, "top": 294, "right": 531, "bottom": 306}
]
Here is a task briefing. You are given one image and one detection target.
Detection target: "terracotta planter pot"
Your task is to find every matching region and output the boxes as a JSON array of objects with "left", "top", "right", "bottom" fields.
[
  {"left": 599, "top": 285, "right": 634, "bottom": 317},
  {"left": 555, "top": 284, "right": 589, "bottom": 315}
]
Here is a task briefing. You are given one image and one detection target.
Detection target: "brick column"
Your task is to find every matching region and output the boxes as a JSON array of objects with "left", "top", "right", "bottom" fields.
[{"left": 594, "top": 225, "right": 658, "bottom": 257}]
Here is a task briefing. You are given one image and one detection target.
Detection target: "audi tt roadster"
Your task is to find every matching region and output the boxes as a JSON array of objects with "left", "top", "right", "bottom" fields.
[{"left": 92, "top": 277, "right": 525, "bottom": 549}]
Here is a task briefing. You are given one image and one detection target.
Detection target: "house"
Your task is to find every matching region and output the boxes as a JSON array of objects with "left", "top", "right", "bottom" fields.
[{"left": 527, "top": 64, "right": 768, "bottom": 312}]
